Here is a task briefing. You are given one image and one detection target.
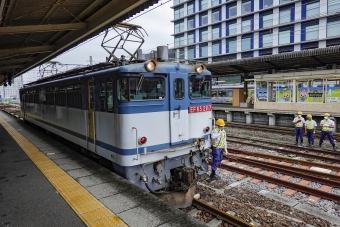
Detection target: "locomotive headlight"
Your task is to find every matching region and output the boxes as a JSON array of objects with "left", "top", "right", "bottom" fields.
[
  {"left": 144, "top": 59, "right": 158, "bottom": 72},
  {"left": 194, "top": 64, "right": 207, "bottom": 74}
]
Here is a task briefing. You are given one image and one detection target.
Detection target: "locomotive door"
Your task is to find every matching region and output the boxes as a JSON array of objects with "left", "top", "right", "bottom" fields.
[
  {"left": 169, "top": 73, "right": 189, "bottom": 145},
  {"left": 87, "top": 79, "right": 95, "bottom": 145}
]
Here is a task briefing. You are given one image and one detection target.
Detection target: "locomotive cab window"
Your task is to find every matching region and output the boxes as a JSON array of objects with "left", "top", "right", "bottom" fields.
[
  {"left": 129, "top": 76, "right": 165, "bottom": 100},
  {"left": 189, "top": 77, "right": 211, "bottom": 98},
  {"left": 174, "top": 78, "right": 185, "bottom": 99}
]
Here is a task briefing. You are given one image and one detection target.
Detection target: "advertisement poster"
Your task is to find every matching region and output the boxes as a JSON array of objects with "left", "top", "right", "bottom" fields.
[
  {"left": 307, "top": 86, "right": 323, "bottom": 102},
  {"left": 256, "top": 88, "right": 267, "bottom": 102},
  {"left": 277, "top": 86, "right": 291, "bottom": 102},
  {"left": 326, "top": 85, "right": 340, "bottom": 103}
]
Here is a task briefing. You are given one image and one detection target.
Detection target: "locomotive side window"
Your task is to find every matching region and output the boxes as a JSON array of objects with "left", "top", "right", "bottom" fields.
[
  {"left": 67, "top": 84, "right": 82, "bottom": 108},
  {"left": 117, "top": 77, "right": 128, "bottom": 101},
  {"left": 174, "top": 78, "right": 184, "bottom": 99},
  {"left": 106, "top": 78, "right": 113, "bottom": 112},
  {"left": 46, "top": 87, "right": 54, "bottom": 105},
  {"left": 189, "top": 78, "right": 211, "bottom": 98},
  {"left": 99, "top": 81, "right": 106, "bottom": 111},
  {"left": 55, "top": 86, "right": 66, "bottom": 106},
  {"left": 129, "top": 77, "right": 165, "bottom": 100}
]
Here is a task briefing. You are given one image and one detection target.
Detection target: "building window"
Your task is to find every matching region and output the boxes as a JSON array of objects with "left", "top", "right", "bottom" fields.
[
  {"left": 263, "top": 11, "right": 273, "bottom": 28},
  {"left": 200, "top": 0, "right": 208, "bottom": 11},
  {"left": 200, "top": 28, "right": 209, "bottom": 41},
  {"left": 174, "top": 35, "right": 184, "bottom": 47},
  {"left": 174, "top": 6, "right": 184, "bottom": 19},
  {"left": 242, "top": 35, "right": 252, "bottom": 51},
  {"left": 212, "top": 8, "right": 221, "bottom": 23},
  {"left": 227, "top": 37, "right": 237, "bottom": 53},
  {"left": 278, "top": 45, "right": 292, "bottom": 53},
  {"left": 212, "top": 0, "right": 220, "bottom": 7},
  {"left": 187, "top": 32, "right": 195, "bottom": 44},
  {"left": 262, "top": 0, "right": 273, "bottom": 9},
  {"left": 229, "top": 21, "right": 237, "bottom": 36},
  {"left": 328, "top": 0, "right": 340, "bottom": 14},
  {"left": 262, "top": 32, "right": 273, "bottom": 47},
  {"left": 259, "top": 48, "right": 272, "bottom": 56},
  {"left": 174, "top": 0, "right": 183, "bottom": 5},
  {"left": 174, "top": 20, "right": 184, "bottom": 33},
  {"left": 200, "top": 13, "right": 208, "bottom": 26},
  {"left": 280, "top": 0, "right": 291, "bottom": 4},
  {"left": 187, "top": 17, "right": 195, "bottom": 30},
  {"left": 242, "top": 0, "right": 252, "bottom": 15},
  {"left": 327, "top": 18, "right": 340, "bottom": 37},
  {"left": 212, "top": 24, "right": 221, "bottom": 39},
  {"left": 179, "top": 49, "right": 185, "bottom": 59},
  {"left": 212, "top": 41, "right": 221, "bottom": 55},
  {"left": 242, "top": 18, "right": 252, "bottom": 33},
  {"left": 306, "top": 1, "right": 319, "bottom": 18},
  {"left": 200, "top": 43, "right": 208, "bottom": 57},
  {"left": 280, "top": 7, "right": 291, "bottom": 24},
  {"left": 279, "top": 28, "right": 290, "bottom": 45},
  {"left": 228, "top": 3, "right": 237, "bottom": 18},
  {"left": 187, "top": 1, "right": 195, "bottom": 15},
  {"left": 188, "top": 46, "right": 196, "bottom": 59},
  {"left": 305, "top": 24, "right": 319, "bottom": 40},
  {"left": 242, "top": 51, "right": 253, "bottom": 58}
]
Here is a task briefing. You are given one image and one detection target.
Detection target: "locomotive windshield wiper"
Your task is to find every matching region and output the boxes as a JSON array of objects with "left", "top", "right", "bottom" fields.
[{"left": 137, "top": 74, "right": 145, "bottom": 90}]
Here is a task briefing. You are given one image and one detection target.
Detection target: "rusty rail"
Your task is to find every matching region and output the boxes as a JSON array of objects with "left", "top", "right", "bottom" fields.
[
  {"left": 227, "top": 148, "right": 340, "bottom": 172},
  {"left": 192, "top": 199, "right": 254, "bottom": 227},
  {"left": 227, "top": 138, "right": 340, "bottom": 164},
  {"left": 228, "top": 135, "right": 339, "bottom": 156},
  {"left": 221, "top": 163, "right": 340, "bottom": 203},
  {"left": 228, "top": 155, "right": 340, "bottom": 188}
]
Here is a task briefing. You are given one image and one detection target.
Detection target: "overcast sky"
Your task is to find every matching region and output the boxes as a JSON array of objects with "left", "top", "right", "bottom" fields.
[{"left": 23, "top": 1, "right": 174, "bottom": 83}]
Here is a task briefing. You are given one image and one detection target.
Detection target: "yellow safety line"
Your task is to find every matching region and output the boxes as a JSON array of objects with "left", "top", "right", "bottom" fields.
[{"left": 0, "top": 116, "right": 127, "bottom": 227}]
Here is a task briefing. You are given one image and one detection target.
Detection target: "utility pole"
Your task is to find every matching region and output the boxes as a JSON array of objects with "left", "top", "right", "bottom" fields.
[{"left": 89, "top": 56, "right": 93, "bottom": 66}]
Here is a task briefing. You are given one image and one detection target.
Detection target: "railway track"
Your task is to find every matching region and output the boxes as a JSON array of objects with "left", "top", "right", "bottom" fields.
[
  {"left": 227, "top": 122, "right": 340, "bottom": 141},
  {"left": 227, "top": 135, "right": 340, "bottom": 164},
  {"left": 191, "top": 199, "right": 254, "bottom": 227}
]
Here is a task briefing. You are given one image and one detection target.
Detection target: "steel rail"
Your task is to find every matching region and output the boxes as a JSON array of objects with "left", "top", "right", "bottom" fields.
[
  {"left": 227, "top": 138, "right": 340, "bottom": 164},
  {"left": 221, "top": 163, "right": 340, "bottom": 203},
  {"left": 227, "top": 122, "right": 340, "bottom": 140},
  {"left": 228, "top": 135, "right": 339, "bottom": 156},
  {"left": 227, "top": 148, "right": 340, "bottom": 172},
  {"left": 228, "top": 155, "right": 340, "bottom": 188},
  {"left": 192, "top": 199, "right": 254, "bottom": 227}
]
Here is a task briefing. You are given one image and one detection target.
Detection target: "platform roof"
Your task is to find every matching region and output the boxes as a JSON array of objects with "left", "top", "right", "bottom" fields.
[
  {"left": 207, "top": 45, "right": 340, "bottom": 77},
  {"left": 0, "top": 0, "right": 159, "bottom": 86}
]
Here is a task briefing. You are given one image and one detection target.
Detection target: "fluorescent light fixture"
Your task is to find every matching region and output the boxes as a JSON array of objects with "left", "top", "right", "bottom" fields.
[
  {"left": 333, "top": 75, "right": 340, "bottom": 77},
  {"left": 244, "top": 79, "right": 255, "bottom": 81},
  {"left": 283, "top": 76, "right": 300, "bottom": 79}
]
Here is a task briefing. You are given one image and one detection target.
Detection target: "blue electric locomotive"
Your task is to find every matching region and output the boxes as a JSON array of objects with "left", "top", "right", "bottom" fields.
[{"left": 20, "top": 56, "right": 212, "bottom": 208}]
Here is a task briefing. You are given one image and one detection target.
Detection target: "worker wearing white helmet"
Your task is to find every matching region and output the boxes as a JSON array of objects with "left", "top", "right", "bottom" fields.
[
  {"left": 319, "top": 113, "right": 337, "bottom": 151},
  {"left": 305, "top": 114, "right": 317, "bottom": 148},
  {"left": 293, "top": 111, "right": 306, "bottom": 147},
  {"left": 210, "top": 119, "right": 227, "bottom": 180}
]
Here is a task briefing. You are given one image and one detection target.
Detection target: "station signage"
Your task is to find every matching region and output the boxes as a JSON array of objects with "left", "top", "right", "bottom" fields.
[{"left": 188, "top": 104, "right": 212, "bottom": 113}]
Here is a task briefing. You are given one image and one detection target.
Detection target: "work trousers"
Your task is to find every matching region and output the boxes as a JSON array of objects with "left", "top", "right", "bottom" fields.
[
  {"left": 320, "top": 131, "right": 335, "bottom": 146},
  {"left": 295, "top": 128, "right": 303, "bottom": 141},
  {"left": 307, "top": 130, "right": 314, "bottom": 144},
  {"left": 211, "top": 147, "right": 223, "bottom": 171}
]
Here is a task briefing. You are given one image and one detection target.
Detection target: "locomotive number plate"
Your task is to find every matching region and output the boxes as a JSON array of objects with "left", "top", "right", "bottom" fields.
[{"left": 188, "top": 104, "right": 212, "bottom": 113}]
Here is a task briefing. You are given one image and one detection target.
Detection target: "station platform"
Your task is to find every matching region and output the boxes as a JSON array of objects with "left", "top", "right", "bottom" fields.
[{"left": 0, "top": 111, "right": 206, "bottom": 227}]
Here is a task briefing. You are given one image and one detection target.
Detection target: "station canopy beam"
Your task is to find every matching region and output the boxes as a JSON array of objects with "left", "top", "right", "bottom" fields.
[
  {"left": 0, "top": 0, "right": 160, "bottom": 85},
  {"left": 0, "top": 23, "right": 87, "bottom": 34},
  {"left": 207, "top": 45, "right": 340, "bottom": 76}
]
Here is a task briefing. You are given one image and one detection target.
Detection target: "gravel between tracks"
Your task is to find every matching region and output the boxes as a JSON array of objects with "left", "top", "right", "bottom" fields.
[{"left": 197, "top": 126, "right": 340, "bottom": 226}]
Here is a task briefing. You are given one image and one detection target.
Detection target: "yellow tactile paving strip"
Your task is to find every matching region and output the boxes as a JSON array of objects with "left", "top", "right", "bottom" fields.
[{"left": 0, "top": 116, "right": 127, "bottom": 227}]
